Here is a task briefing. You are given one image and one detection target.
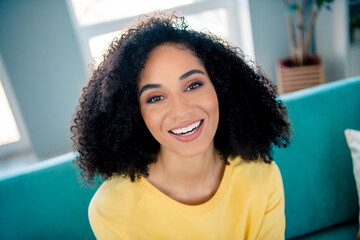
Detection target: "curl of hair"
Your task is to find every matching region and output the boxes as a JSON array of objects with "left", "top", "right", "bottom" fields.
[{"left": 70, "top": 12, "right": 292, "bottom": 183}]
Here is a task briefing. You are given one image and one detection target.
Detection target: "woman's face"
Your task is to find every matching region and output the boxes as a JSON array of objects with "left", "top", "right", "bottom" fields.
[{"left": 138, "top": 44, "right": 219, "bottom": 158}]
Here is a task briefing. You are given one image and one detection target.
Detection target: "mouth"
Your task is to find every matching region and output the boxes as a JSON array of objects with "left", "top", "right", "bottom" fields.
[{"left": 169, "top": 120, "right": 204, "bottom": 136}]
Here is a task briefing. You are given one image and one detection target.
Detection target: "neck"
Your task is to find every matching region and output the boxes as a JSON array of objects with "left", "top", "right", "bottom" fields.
[{"left": 146, "top": 144, "right": 225, "bottom": 204}]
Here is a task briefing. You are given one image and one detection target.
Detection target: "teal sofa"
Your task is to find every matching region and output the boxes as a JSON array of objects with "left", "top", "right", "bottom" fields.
[
  {"left": 274, "top": 76, "right": 360, "bottom": 239},
  {"left": 0, "top": 76, "right": 359, "bottom": 239},
  {"left": 0, "top": 153, "right": 97, "bottom": 240}
]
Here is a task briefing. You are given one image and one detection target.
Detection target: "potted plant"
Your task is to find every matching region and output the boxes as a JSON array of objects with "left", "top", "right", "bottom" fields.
[
  {"left": 277, "top": 0, "right": 334, "bottom": 94},
  {"left": 350, "top": 14, "right": 360, "bottom": 43}
]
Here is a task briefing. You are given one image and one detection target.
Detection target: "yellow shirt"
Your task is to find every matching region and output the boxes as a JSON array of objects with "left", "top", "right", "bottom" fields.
[{"left": 89, "top": 157, "right": 285, "bottom": 240}]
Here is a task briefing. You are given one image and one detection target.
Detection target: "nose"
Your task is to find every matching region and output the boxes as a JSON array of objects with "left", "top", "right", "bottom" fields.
[{"left": 169, "top": 95, "right": 191, "bottom": 119}]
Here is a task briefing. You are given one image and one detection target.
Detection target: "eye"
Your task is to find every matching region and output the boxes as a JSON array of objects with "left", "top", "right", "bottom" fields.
[
  {"left": 146, "top": 95, "right": 164, "bottom": 103},
  {"left": 186, "top": 81, "right": 203, "bottom": 91}
]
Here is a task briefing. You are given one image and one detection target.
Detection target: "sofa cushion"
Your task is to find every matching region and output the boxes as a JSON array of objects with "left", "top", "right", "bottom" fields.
[
  {"left": 290, "top": 220, "right": 358, "bottom": 240},
  {"left": 345, "top": 128, "right": 360, "bottom": 237},
  {"left": 0, "top": 153, "right": 97, "bottom": 240},
  {"left": 275, "top": 77, "right": 360, "bottom": 239}
]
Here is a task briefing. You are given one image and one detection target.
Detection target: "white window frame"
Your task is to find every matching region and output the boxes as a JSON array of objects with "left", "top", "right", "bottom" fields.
[
  {"left": 66, "top": 0, "right": 255, "bottom": 72},
  {"left": 0, "top": 53, "right": 33, "bottom": 158}
]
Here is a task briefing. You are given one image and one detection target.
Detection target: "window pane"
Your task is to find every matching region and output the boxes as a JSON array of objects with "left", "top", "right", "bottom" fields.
[
  {"left": 186, "top": 8, "right": 229, "bottom": 40},
  {"left": 88, "top": 8, "right": 229, "bottom": 66},
  {"left": 0, "top": 80, "right": 20, "bottom": 146},
  {"left": 89, "top": 30, "right": 122, "bottom": 66},
  {"left": 71, "top": 0, "right": 199, "bottom": 26}
]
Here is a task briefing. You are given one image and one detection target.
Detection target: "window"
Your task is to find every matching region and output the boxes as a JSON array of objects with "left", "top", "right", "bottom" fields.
[
  {"left": 71, "top": 0, "right": 198, "bottom": 26},
  {"left": 0, "top": 80, "right": 20, "bottom": 146},
  {"left": 0, "top": 53, "right": 33, "bottom": 159},
  {"left": 66, "top": 0, "right": 254, "bottom": 69}
]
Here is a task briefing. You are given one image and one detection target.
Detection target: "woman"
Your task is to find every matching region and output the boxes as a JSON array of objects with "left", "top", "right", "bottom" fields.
[{"left": 71, "top": 13, "right": 291, "bottom": 239}]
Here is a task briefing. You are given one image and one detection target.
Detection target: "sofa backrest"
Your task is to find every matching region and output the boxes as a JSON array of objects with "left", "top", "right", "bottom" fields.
[
  {"left": 0, "top": 153, "right": 97, "bottom": 240},
  {"left": 275, "top": 77, "right": 360, "bottom": 239},
  {"left": 1, "top": 77, "right": 359, "bottom": 240}
]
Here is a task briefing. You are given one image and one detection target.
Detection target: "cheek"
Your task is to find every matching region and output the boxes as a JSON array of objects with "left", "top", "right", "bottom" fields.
[
  {"left": 141, "top": 109, "right": 163, "bottom": 136},
  {"left": 205, "top": 89, "right": 219, "bottom": 121}
]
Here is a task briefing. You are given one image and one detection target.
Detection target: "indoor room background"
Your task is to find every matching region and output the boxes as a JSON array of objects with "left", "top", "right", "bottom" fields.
[{"left": 0, "top": 0, "right": 359, "bottom": 179}]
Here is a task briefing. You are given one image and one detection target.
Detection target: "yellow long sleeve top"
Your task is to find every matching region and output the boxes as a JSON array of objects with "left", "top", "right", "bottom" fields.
[{"left": 89, "top": 157, "right": 285, "bottom": 240}]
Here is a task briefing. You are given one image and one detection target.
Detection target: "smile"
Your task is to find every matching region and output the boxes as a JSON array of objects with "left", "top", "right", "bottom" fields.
[{"left": 169, "top": 120, "right": 203, "bottom": 136}]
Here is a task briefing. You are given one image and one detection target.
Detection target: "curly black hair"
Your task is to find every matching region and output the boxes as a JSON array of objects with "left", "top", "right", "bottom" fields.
[{"left": 70, "top": 12, "right": 292, "bottom": 183}]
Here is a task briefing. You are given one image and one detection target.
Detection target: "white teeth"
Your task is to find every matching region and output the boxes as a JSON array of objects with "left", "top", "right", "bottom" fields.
[{"left": 170, "top": 120, "right": 202, "bottom": 136}]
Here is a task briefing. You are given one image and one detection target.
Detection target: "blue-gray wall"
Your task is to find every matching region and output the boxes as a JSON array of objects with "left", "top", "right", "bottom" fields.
[
  {"left": 0, "top": 0, "right": 357, "bottom": 160},
  {"left": 248, "top": 0, "right": 358, "bottom": 83},
  {"left": 0, "top": 0, "right": 87, "bottom": 159},
  {"left": 248, "top": 0, "right": 290, "bottom": 82}
]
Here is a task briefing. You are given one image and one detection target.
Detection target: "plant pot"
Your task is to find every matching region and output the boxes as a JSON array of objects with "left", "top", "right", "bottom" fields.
[{"left": 276, "top": 55, "right": 325, "bottom": 94}]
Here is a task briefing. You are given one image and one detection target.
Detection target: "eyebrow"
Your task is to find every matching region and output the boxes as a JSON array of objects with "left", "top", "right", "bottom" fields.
[
  {"left": 139, "top": 84, "right": 162, "bottom": 96},
  {"left": 179, "top": 69, "right": 205, "bottom": 80},
  {"left": 139, "top": 69, "right": 205, "bottom": 97}
]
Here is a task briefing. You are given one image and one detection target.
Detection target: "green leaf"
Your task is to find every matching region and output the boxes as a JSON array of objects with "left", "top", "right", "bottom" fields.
[
  {"left": 316, "top": 0, "right": 325, "bottom": 8},
  {"left": 316, "top": 0, "right": 334, "bottom": 9},
  {"left": 287, "top": 4, "right": 299, "bottom": 11}
]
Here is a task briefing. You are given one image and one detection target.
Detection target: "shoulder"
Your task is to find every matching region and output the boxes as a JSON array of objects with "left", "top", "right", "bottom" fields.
[
  {"left": 229, "top": 156, "right": 283, "bottom": 196},
  {"left": 88, "top": 176, "right": 145, "bottom": 237}
]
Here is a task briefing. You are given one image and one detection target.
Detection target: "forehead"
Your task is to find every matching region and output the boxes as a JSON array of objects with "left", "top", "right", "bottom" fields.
[
  {"left": 147, "top": 43, "right": 199, "bottom": 61},
  {"left": 139, "top": 44, "right": 205, "bottom": 84}
]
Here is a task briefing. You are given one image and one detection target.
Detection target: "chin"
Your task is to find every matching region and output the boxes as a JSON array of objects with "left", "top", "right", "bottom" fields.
[{"left": 172, "top": 143, "right": 213, "bottom": 158}]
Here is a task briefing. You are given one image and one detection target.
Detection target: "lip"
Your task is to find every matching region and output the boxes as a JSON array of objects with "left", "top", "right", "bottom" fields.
[{"left": 168, "top": 119, "right": 204, "bottom": 142}]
